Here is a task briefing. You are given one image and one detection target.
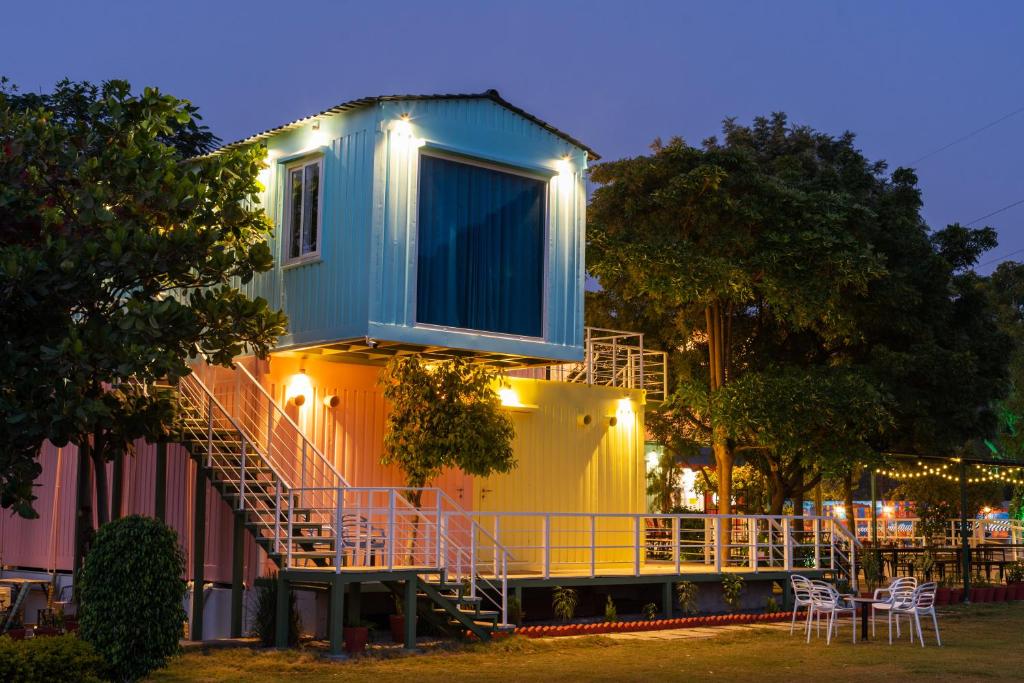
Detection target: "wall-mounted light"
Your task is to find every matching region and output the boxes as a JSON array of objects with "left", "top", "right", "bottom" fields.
[
  {"left": 391, "top": 114, "right": 424, "bottom": 149},
  {"left": 323, "top": 394, "right": 339, "bottom": 408},
  {"left": 577, "top": 414, "right": 593, "bottom": 427},
  {"left": 556, "top": 155, "right": 572, "bottom": 176},
  {"left": 607, "top": 415, "right": 618, "bottom": 427},
  {"left": 499, "top": 388, "right": 520, "bottom": 407},
  {"left": 286, "top": 370, "right": 312, "bottom": 407}
]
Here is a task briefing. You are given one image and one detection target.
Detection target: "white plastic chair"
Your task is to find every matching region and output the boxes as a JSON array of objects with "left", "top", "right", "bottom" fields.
[
  {"left": 872, "top": 577, "right": 918, "bottom": 644},
  {"left": 893, "top": 582, "right": 941, "bottom": 647},
  {"left": 806, "top": 582, "right": 856, "bottom": 644},
  {"left": 790, "top": 575, "right": 814, "bottom": 635}
]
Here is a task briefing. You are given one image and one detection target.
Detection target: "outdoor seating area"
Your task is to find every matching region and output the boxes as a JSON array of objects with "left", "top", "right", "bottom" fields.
[{"left": 791, "top": 575, "right": 942, "bottom": 648}]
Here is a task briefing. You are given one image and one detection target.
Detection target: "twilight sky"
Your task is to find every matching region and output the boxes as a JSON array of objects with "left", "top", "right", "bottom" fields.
[{"left": 5, "top": 1, "right": 1023, "bottom": 271}]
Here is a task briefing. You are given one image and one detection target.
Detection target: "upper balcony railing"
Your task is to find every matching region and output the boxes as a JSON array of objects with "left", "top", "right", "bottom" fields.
[{"left": 540, "top": 327, "right": 668, "bottom": 402}]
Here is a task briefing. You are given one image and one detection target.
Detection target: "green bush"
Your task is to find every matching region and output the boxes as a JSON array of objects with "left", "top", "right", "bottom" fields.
[
  {"left": 676, "top": 581, "right": 699, "bottom": 615},
  {"left": 604, "top": 595, "right": 618, "bottom": 623},
  {"left": 252, "top": 574, "right": 301, "bottom": 647},
  {"left": 0, "top": 634, "right": 106, "bottom": 683},
  {"left": 641, "top": 602, "right": 658, "bottom": 620},
  {"left": 551, "top": 586, "right": 577, "bottom": 622},
  {"left": 721, "top": 574, "right": 745, "bottom": 612},
  {"left": 78, "top": 515, "right": 186, "bottom": 682}
]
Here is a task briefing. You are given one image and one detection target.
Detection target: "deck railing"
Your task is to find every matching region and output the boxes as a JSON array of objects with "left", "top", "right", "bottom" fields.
[
  {"left": 544, "top": 327, "right": 669, "bottom": 401},
  {"left": 853, "top": 516, "right": 1024, "bottom": 552},
  {"left": 461, "top": 512, "right": 859, "bottom": 586}
]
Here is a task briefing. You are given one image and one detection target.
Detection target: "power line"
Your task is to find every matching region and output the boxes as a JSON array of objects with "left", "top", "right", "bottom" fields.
[
  {"left": 967, "top": 197, "right": 1024, "bottom": 225},
  {"left": 910, "top": 104, "right": 1024, "bottom": 165},
  {"left": 978, "top": 246, "right": 1024, "bottom": 269}
]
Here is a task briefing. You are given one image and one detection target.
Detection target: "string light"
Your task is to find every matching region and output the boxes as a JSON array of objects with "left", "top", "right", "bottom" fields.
[{"left": 874, "top": 462, "right": 1024, "bottom": 485}]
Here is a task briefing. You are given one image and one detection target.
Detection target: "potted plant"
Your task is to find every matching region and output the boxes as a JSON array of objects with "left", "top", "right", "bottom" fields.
[
  {"left": 935, "top": 580, "right": 951, "bottom": 606},
  {"left": 676, "top": 581, "right": 699, "bottom": 616},
  {"left": 949, "top": 585, "right": 963, "bottom": 604},
  {"left": 388, "top": 594, "right": 417, "bottom": 644},
  {"left": 994, "top": 583, "right": 1008, "bottom": 602},
  {"left": 860, "top": 550, "right": 883, "bottom": 597},
  {"left": 344, "top": 619, "right": 372, "bottom": 654},
  {"left": 552, "top": 586, "right": 578, "bottom": 624},
  {"left": 641, "top": 602, "right": 658, "bottom": 621},
  {"left": 1007, "top": 561, "right": 1024, "bottom": 600},
  {"left": 721, "top": 574, "right": 744, "bottom": 612},
  {"left": 604, "top": 595, "right": 618, "bottom": 623}
]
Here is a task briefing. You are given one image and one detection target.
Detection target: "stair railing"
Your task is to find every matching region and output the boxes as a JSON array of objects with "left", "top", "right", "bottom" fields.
[{"left": 175, "top": 372, "right": 293, "bottom": 557}]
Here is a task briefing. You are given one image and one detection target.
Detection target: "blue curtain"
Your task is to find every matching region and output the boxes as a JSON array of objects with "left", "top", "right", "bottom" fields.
[{"left": 416, "top": 155, "right": 544, "bottom": 337}]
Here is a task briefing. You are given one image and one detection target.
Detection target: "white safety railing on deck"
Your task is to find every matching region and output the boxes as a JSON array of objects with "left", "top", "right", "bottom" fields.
[
  {"left": 461, "top": 512, "right": 859, "bottom": 587},
  {"left": 545, "top": 327, "right": 669, "bottom": 401}
]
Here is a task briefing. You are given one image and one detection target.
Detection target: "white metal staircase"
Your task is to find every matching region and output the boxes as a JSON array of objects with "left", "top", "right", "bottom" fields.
[{"left": 169, "top": 363, "right": 512, "bottom": 640}]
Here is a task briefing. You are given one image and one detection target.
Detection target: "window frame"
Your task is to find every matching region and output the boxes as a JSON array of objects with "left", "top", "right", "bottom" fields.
[
  {"left": 282, "top": 155, "right": 324, "bottom": 266},
  {"left": 411, "top": 149, "right": 550, "bottom": 341}
]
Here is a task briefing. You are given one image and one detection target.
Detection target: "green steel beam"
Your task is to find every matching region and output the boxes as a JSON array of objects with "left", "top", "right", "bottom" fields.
[
  {"left": 404, "top": 578, "right": 418, "bottom": 649},
  {"left": 155, "top": 442, "right": 167, "bottom": 522},
  {"left": 960, "top": 460, "right": 971, "bottom": 604},
  {"left": 275, "top": 572, "right": 289, "bottom": 648},
  {"left": 329, "top": 575, "right": 345, "bottom": 656},
  {"left": 230, "top": 512, "right": 245, "bottom": 638},
  {"left": 347, "top": 582, "right": 361, "bottom": 628},
  {"left": 662, "top": 582, "right": 674, "bottom": 619},
  {"left": 191, "top": 462, "right": 207, "bottom": 642}
]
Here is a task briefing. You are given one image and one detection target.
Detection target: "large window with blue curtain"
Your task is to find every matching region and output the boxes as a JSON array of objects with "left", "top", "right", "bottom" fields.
[{"left": 416, "top": 154, "right": 545, "bottom": 337}]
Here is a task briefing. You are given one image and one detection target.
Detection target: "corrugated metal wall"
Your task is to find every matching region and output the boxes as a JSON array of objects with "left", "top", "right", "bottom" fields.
[
  {"left": 240, "top": 107, "right": 378, "bottom": 348},
  {"left": 0, "top": 441, "right": 262, "bottom": 586}
]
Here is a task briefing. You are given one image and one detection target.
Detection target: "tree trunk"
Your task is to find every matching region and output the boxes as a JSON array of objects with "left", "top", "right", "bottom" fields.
[
  {"left": 92, "top": 431, "right": 109, "bottom": 527},
  {"left": 713, "top": 440, "right": 733, "bottom": 515},
  {"left": 73, "top": 439, "right": 94, "bottom": 588},
  {"left": 768, "top": 470, "right": 786, "bottom": 515},
  {"left": 111, "top": 451, "right": 123, "bottom": 520},
  {"left": 843, "top": 472, "right": 855, "bottom": 531},
  {"left": 813, "top": 482, "right": 823, "bottom": 517},
  {"left": 706, "top": 302, "right": 733, "bottom": 516}
]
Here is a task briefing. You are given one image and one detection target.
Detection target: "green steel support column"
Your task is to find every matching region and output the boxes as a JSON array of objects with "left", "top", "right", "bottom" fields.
[
  {"left": 191, "top": 463, "right": 207, "bottom": 641},
  {"left": 960, "top": 460, "right": 971, "bottom": 603},
  {"left": 404, "top": 578, "right": 418, "bottom": 649},
  {"left": 329, "top": 575, "right": 345, "bottom": 656},
  {"left": 275, "top": 572, "right": 289, "bottom": 648},
  {"left": 662, "top": 582, "right": 673, "bottom": 619},
  {"left": 230, "top": 512, "right": 245, "bottom": 638},
  {"left": 72, "top": 441, "right": 93, "bottom": 585},
  {"left": 347, "top": 582, "right": 362, "bottom": 628},
  {"left": 155, "top": 442, "right": 167, "bottom": 522},
  {"left": 111, "top": 453, "right": 123, "bottom": 520}
]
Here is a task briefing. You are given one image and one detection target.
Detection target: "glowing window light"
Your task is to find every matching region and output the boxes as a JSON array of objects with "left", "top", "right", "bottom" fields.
[
  {"left": 834, "top": 504, "right": 847, "bottom": 520},
  {"left": 498, "top": 387, "right": 520, "bottom": 407}
]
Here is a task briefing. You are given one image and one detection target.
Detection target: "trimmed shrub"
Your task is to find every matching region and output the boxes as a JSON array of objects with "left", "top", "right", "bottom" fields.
[
  {"left": 551, "top": 586, "right": 578, "bottom": 622},
  {"left": 79, "top": 515, "right": 186, "bottom": 682},
  {"left": 252, "top": 573, "right": 301, "bottom": 647},
  {"left": 0, "top": 633, "right": 105, "bottom": 682},
  {"left": 721, "top": 574, "right": 745, "bottom": 612}
]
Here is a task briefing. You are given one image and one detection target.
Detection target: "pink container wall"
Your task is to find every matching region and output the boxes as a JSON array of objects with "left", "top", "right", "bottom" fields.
[
  {"left": 0, "top": 440, "right": 263, "bottom": 586},
  {"left": 259, "top": 356, "right": 474, "bottom": 508}
]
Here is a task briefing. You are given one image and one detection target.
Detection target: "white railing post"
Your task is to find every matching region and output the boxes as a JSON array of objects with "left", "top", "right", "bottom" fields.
[
  {"left": 585, "top": 328, "right": 593, "bottom": 385},
  {"left": 387, "top": 489, "right": 396, "bottom": 570},
  {"left": 830, "top": 521, "right": 836, "bottom": 570},
  {"left": 782, "top": 517, "right": 792, "bottom": 571},
  {"left": 266, "top": 397, "right": 273, "bottom": 456},
  {"left": 470, "top": 527, "right": 477, "bottom": 597},
  {"left": 502, "top": 553, "right": 508, "bottom": 625},
  {"left": 206, "top": 401, "right": 214, "bottom": 469},
  {"left": 704, "top": 518, "right": 712, "bottom": 566},
  {"left": 300, "top": 442, "right": 307, "bottom": 510},
  {"left": 436, "top": 497, "right": 443, "bottom": 568},
  {"left": 286, "top": 490, "right": 293, "bottom": 569},
  {"left": 633, "top": 516, "right": 641, "bottom": 576},
  {"left": 493, "top": 517, "right": 501, "bottom": 577},
  {"left": 274, "top": 480, "right": 282, "bottom": 557},
  {"left": 747, "top": 518, "right": 756, "bottom": 571},
  {"left": 590, "top": 515, "right": 597, "bottom": 578},
  {"left": 638, "top": 334, "right": 645, "bottom": 391},
  {"left": 239, "top": 441, "right": 247, "bottom": 511},
  {"left": 714, "top": 517, "right": 723, "bottom": 572},
  {"left": 672, "top": 516, "right": 681, "bottom": 574},
  {"left": 813, "top": 517, "right": 821, "bottom": 569},
  {"left": 543, "top": 515, "right": 551, "bottom": 580},
  {"left": 334, "top": 488, "right": 343, "bottom": 573}
]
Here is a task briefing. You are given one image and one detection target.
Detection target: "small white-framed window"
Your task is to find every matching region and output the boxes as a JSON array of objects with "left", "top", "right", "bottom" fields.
[{"left": 284, "top": 156, "right": 323, "bottom": 262}]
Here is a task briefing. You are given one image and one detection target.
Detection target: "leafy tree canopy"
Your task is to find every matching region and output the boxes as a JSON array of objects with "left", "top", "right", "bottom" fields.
[
  {"left": 0, "top": 79, "right": 287, "bottom": 517},
  {"left": 380, "top": 356, "right": 516, "bottom": 503},
  {"left": 588, "top": 113, "right": 1011, "bottom": 512}
]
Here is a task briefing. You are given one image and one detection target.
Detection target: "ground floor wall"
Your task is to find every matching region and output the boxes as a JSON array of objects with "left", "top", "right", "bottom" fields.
[{"left": 0, "top": 441, "right": 264, "bottom": 586}]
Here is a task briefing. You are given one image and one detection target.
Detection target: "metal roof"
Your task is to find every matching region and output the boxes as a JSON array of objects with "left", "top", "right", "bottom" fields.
[{"left": 212, "top": 89, "right": 599, "bottom": 160}]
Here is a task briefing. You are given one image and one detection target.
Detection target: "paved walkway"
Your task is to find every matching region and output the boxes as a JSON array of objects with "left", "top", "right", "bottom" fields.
[{"left": 600, "top": 622, "right": 791, "bottom": 642}]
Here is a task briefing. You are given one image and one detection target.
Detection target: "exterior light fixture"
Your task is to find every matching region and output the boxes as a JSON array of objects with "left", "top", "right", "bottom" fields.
[
  {"left": 607, "top": 415, "right": 618, "bottom": 427},
  {"left": 286, "top": 370, "right": 312, "bottom": 407},
  {"left": 498, "top": 388, "right": 520, "bottom": 407},
  {"left": 323, "top": 394, "right": 340, "bottom": 408},
  {"left": 577, "top": 414, "right": 593, "bottom": 427}
]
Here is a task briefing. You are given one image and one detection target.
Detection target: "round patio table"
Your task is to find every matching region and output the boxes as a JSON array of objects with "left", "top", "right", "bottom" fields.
[{"left": 848, "top": 596, "right": 883, "bottom": 641}]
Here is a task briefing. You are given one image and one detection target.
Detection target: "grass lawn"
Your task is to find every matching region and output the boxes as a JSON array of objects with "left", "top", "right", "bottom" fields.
[{"left": 151, "top": 603, "right": 1024, "bottom": 682}]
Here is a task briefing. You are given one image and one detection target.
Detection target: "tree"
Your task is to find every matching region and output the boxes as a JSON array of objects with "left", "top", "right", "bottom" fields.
[
  {"left": 588, "top": 114, "right": 1013, "bottom": 514},
  {"left": 78, "top": 515, "right": 186, "bottom": 682},
  {"left": 588, "top": 115, "right": 886, "bottom": 513},
  {"left": 0, "top": 79, "right": 287, "bottom": 520},
  {"left": 379, "top": 356, "right": 517, "bottom": 506}
]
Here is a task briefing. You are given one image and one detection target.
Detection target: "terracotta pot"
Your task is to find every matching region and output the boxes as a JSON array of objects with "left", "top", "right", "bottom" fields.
[
  {"left": 389, "top": 614, "right": 417, "bottom": 643},
  {"left": 949, "top": 588, "right": 963, "bottom": 604},
  {"left": 1010, "top": 584, "right": 1022, "bottom": 600},
  {"left": 994, "top": 586, "right": 1008, "bottom": 602},
  {"left": 969, "top": 587, "right": 981, "bottom": 602},
  {"left": 935, "top": 587, "right": 951, "bottom": 606},
  {"left": 33, "top": 626, "right": 60, "bottom": 637},
  {"left": 5, "top": 628, "right": 26, "bottom": 640},
  {"left": 343, "top": 626, "right": 369, "bottom": 654}
]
